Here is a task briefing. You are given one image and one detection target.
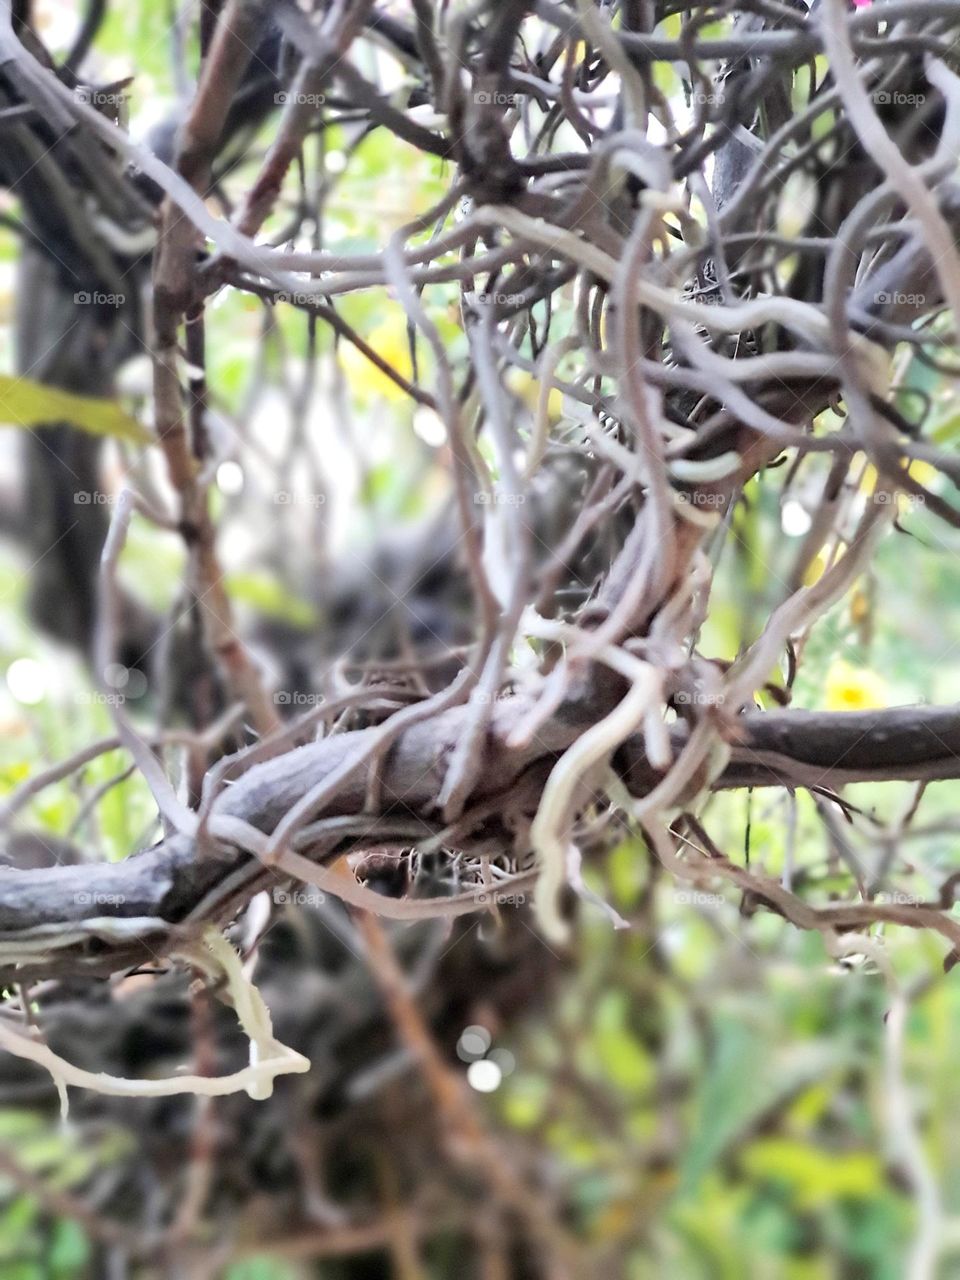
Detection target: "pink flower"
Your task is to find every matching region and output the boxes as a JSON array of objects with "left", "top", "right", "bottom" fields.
[{"left": 852, "top": 0, "right": 872, "bottom": 7}]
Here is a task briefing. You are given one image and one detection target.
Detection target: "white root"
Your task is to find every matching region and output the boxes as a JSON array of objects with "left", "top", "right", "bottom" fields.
[
  {"left": 530, "top": 650, "right": 659, "bottom": 943},
  {"left": 0, "top": 926, "right": 309, "bottom": 1116}
]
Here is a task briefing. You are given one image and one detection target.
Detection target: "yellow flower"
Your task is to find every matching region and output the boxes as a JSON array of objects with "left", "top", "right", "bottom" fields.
[
  {"left": 824, "top": 660, "right": 887, "bottom": 712},
  {"left": 907, "top": 459, "right": 938, "bottom": 488},
  {"left": 341, "top": 319, "right": 414, "bottom": 403},
  {"left": 859, "top": 458, "right": 936, "bottom": 512},
  {"left": 849, "top": 586, "right": 870, "bottom": 627},
  {"left": 507, "top": 369, "right": 563, "bottom": 423},
  {"left": 802, "top": 550, "right": 828, "bottom": 587}
]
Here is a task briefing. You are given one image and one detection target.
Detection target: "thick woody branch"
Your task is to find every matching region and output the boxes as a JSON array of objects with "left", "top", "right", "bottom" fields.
[{"left": 0, "top": 699, "right": 958, "bottom": 980}]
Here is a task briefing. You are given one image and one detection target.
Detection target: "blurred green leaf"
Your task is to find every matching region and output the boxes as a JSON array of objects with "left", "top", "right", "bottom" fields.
[
  {"left": 226, "top": 572, "right": 317, "bottom": 628},
  {"left": 0, "top": 376, "right": 149, "bottom": 444},
  {"left": 678, "top": 1016, "right": 842, "bottom": 1197},
  {"left": 48, "top": 1220, "right": 89, "bottom": 1275},
  {"left": 741, "top": 1138, "right": 884, "bottom": 1208}
]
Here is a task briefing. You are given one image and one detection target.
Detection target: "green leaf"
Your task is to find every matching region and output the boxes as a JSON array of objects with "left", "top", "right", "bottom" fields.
[
  {"left": 224, "top": 1259, "right": 302, "bottom": 1280},
  {"left": 225, "top": 572, "right": 317, "bottom": 628},
  {"left": 678, "top": 1015, "right": 843, "bottom": 1197},
  {"left": 592, "top": 990, "right": 653, "bottom": 1094},
  {"left": 49, "top": 1220, "right": 89, "bottom": 1275},
  {"left": 741, "top": 1138, "right": 884, "bottom": 1208},
  {"left": 0, "top": 376, "right": 150, "bottom": 445}
]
